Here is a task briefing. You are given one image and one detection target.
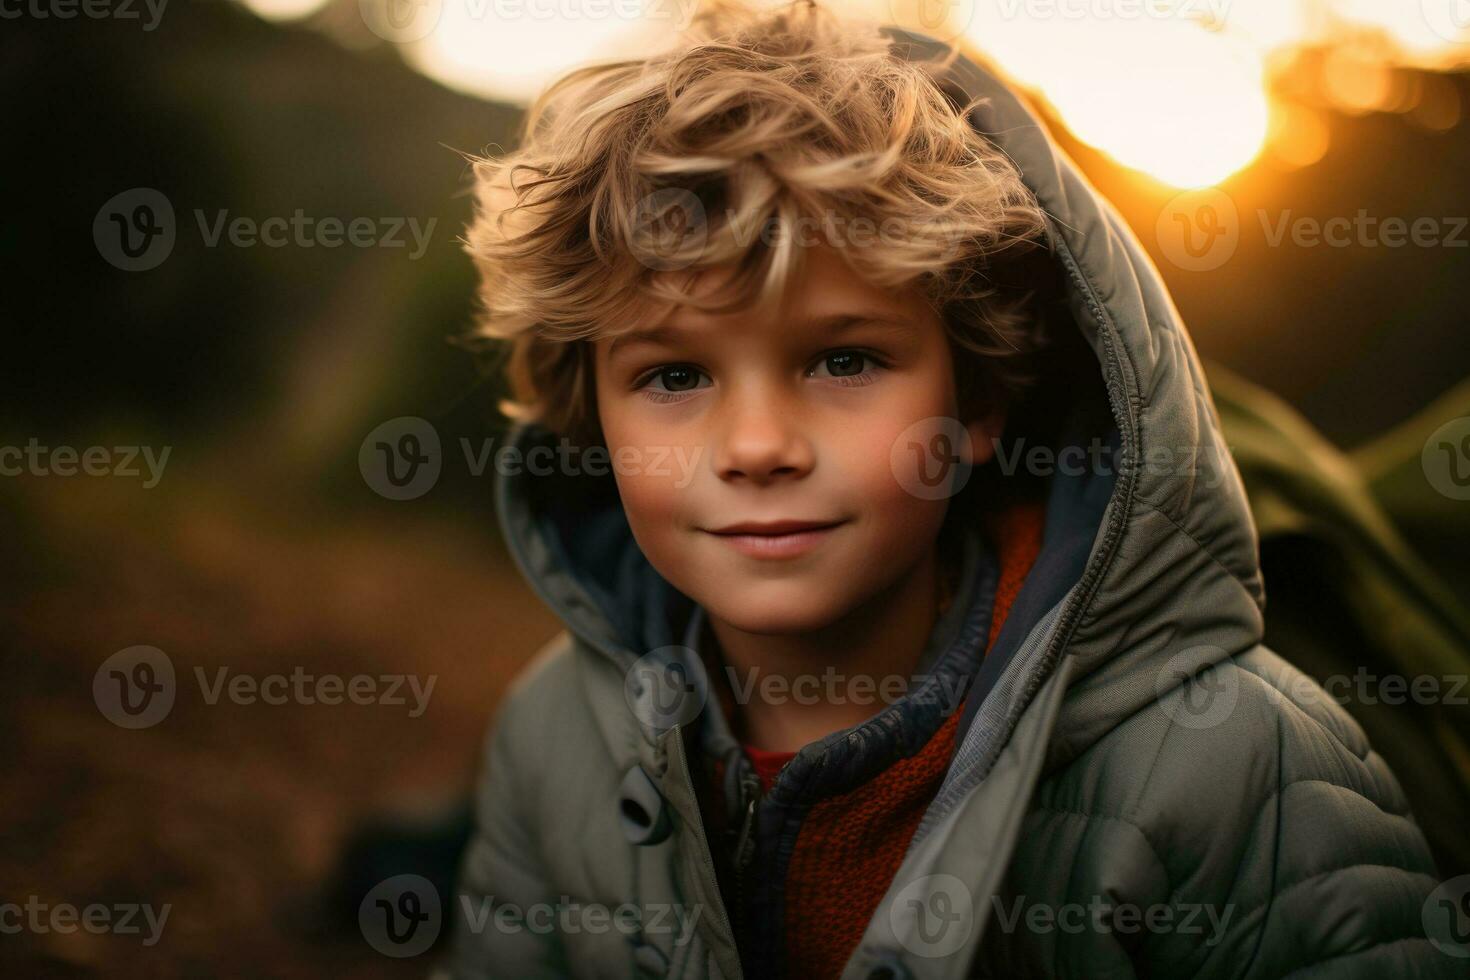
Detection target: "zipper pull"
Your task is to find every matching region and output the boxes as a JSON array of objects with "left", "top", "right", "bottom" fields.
[{"left": 732, "top": 769, "right": 761, "bottom": 870}]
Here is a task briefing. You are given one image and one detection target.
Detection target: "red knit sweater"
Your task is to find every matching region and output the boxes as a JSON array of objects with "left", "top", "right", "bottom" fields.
[{"left": 725, "top": 501, "right": 1045, "bottom": 978}]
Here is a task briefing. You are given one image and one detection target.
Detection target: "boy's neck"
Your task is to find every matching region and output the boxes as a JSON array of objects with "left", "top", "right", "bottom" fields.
[{"left": 705, "top": 544, "right": 951, "bottom": 753}]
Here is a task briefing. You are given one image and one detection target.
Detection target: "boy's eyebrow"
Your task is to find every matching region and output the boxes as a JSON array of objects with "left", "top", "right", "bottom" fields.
[
  {"left": 806, "top": 313, "right": 918, "bottom": 337},
  {"left": 606, "top": 313, "right": 916, "bottom": 360}
]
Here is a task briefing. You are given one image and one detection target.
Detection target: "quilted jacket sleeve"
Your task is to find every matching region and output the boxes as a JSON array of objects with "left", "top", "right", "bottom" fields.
[
  {"left": 1135, "top": 645, "right": 1459, "bottom": 979},
  {"left": 444, "top": 640, "right": 571, "bottom": 980}
]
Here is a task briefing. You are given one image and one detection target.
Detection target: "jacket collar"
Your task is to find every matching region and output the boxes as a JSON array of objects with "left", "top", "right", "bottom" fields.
[{"left": 682, "top": 520, "right": 999, "bottom": 809}]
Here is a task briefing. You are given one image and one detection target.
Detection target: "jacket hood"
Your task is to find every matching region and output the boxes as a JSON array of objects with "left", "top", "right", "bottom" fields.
[{"left": 492, "top": 29, "right": 1265, "bottom": 776}]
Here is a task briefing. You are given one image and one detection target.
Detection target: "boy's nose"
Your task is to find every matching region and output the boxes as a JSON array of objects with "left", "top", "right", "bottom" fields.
[{"left": 712, "top": 397, "right": 814, "bottom": 485}]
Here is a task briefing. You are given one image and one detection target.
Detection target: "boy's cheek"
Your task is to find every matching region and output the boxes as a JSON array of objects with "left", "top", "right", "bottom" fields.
[
  {"left": 858, "top": 484, "right": 951, "bottom": 558},
  {"left": 823, "top": 415, "right": 939, "bottom": 503},
  {"left": 612, "top": 467, "right": 699, "bottom": 566},
  {"left": 822, "top": 416, "right": 960, "bottom": 553},
  {"left": 613, "top": 467, "right": 684, "bottom": 524}
]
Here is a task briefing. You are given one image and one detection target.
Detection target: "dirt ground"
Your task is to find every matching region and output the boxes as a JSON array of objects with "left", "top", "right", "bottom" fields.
[{"left": 1, "top": 468, "right": 561, "bottom": 978}]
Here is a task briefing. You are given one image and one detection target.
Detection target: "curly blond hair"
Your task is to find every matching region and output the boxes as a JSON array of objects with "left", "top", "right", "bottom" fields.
[{"left": 463, "top": 0, "right": 1050, "bottom": 446}]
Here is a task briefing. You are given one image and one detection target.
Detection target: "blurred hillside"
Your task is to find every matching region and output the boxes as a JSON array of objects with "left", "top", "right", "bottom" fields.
[
  {"left": 5, "top": 4, "right": 1470, "bottom": 460},
  {"left": 2, "top": 1, "right": 519, "bottom": 497}
]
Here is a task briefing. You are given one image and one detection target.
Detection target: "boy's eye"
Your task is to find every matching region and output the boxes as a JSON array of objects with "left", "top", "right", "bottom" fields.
[
  {"left": 653, "top": 365, "right": 703, "bottom": 391},
  {"left": 640, "top": 364, "right": 710, "bottom": 396},
  {"left": 634, "top": 350, "right": 884, "bottom": 402},
  {"left": 807, "top": 349, "right": 883, "bottom": 384},
  {"left": 818, "top": 351, "right": 864, "bottom": 377}
]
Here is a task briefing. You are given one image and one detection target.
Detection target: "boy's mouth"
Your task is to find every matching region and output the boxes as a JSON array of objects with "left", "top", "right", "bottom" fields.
[{"left": 701, "top": 518, "right": 848, "bottom": 560}]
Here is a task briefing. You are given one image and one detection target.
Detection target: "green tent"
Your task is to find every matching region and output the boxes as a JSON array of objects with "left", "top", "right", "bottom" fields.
[{"left": 1209, "top": 363, "right": 1470, "bottom": 880}]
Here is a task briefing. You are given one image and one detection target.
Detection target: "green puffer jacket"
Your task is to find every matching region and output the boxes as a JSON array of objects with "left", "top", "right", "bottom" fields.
[{"left": 447, "top": 31, "right": 1461, "bottom": 980}]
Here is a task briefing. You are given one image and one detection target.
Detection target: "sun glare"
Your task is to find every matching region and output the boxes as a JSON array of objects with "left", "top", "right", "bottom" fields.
[{"left": 239, "top": 0, "right": 1470, "bottom": 187}]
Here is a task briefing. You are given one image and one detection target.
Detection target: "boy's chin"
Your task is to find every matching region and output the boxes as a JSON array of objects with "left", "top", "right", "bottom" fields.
[{"left": 697, "top": 590, "right": 858, "bottom": 638}]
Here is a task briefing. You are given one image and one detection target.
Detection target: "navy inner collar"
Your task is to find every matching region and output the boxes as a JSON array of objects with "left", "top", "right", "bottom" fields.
[{"left": 684, "top": 523, "right": 1000, "bottom": 804}]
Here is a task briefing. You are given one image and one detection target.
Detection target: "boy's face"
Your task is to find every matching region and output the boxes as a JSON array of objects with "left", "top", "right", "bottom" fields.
[{"left": 593, "top": 246, "right": 1000, "bottom": 636}]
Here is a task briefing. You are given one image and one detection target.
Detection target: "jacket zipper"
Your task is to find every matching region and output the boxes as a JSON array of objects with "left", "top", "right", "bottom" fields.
[{"left": 730, "top": 765, "right": 763, "bottom": 965}]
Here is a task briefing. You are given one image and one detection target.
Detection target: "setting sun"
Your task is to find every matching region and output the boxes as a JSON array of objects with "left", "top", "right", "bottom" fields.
[{"left": 237, "top": 0, "right": 1470, "bottom": 187}]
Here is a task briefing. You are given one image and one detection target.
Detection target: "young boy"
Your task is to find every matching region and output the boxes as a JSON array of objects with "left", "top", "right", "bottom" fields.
[{"left": 448, "top": 3, "right": 1453, "bottom": 977}]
